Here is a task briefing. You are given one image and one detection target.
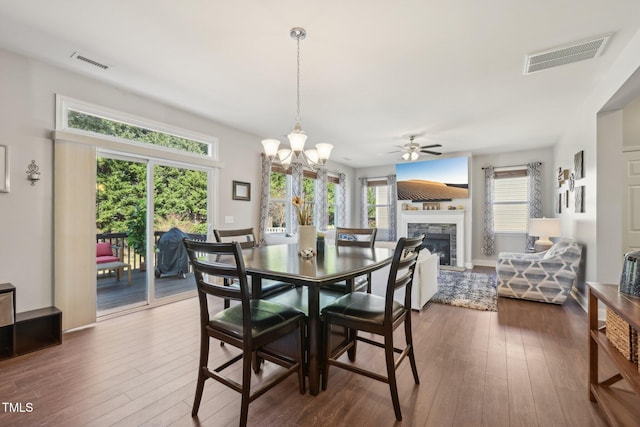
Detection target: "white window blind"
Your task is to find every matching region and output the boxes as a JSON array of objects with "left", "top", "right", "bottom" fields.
[{"left": 493, "top": 174, "right": 528, "bottom": 233}]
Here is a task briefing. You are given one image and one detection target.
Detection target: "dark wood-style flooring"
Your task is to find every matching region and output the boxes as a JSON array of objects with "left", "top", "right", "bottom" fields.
[{"left": 0, "top": 274, "right": 614, "bottom": 426}]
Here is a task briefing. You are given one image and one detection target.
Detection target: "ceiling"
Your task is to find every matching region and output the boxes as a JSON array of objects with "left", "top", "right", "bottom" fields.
[{"left": 0, "top": 1, "right": 639, "bottom": 168}]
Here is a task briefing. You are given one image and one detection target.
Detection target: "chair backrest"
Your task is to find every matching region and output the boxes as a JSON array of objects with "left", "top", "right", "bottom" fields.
[
  {"left": 385, "top": 234, "right": 425, "bottom": 319},
  {"left": 213, "top": 227, "right": 257, "bottom": 249},
  {"left": 183, "top": 239, "right": 252, "bottom": 335},
  {"left": 335, "top": 227, "right": 377, "bottom": 249}
]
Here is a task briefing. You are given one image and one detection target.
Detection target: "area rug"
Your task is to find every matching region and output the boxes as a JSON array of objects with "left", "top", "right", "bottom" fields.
[{"left": 431, "top": 270, "right": 498, "bottom": 312}]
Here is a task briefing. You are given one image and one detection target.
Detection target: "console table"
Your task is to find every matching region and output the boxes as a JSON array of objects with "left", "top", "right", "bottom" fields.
[{"left": 588, "top": 282, "right": 640, "bottom": 426}]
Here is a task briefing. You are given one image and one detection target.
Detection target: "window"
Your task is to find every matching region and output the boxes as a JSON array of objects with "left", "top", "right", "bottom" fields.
[
  {"left": 327, "top": 177, "right": 338, "bottom": 229},
  {"left": 268, "top": 170, "right": 289, "bottom": 233},
  {"left": 365, "top": 178, "right": 391, "bottom": 238},
  {"left": 493, "top": 169, "right": 528, "bottom": 233},
  {"left": 266, "top": 166, "right": 317, "bottom": 234}
]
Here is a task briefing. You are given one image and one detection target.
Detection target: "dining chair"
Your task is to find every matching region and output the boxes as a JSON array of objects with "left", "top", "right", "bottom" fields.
[
  {"left": 213, "top": 227, "right": 294, "bottom": 307},
  {"left": 323, "top": 227, "right": 378, "bottom": 293},
  {"left": 321, "top": 234, "right": 424, "bottom": 421},
  {"left": 183, "top": 239, "right": 306, "bottom": 427}
]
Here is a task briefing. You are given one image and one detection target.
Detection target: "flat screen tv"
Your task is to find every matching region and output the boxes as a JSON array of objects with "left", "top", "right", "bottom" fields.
[{"left": 395, "top": 156, "right": 469, "bottom": 201}]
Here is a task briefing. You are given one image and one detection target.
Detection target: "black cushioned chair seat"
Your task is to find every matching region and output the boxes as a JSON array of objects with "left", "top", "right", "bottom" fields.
[
  {"left": 321, "top": 292, "right": 404, "bottom": 326},
  {"left": 209, "top": 299, "right": 303, "bottom": 340},
  {"left": 264, "top": 287, "right": 345, "bottom": 317},
  {"left": 226, "top": 278, "right": 294, "bottom": 298}
]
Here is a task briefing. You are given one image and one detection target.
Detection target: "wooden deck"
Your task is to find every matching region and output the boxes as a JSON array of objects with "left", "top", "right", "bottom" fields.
[{"left": 97, "top": 269, "right": 195, "bottom": 314}]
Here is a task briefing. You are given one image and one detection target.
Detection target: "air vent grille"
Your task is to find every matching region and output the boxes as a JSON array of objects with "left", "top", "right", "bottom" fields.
[
  {"left": 70, "top": 52, "right": 110, "bottom": 70},
  {"left": 524, "top": 34, "right": 611, "bottom": 74}
]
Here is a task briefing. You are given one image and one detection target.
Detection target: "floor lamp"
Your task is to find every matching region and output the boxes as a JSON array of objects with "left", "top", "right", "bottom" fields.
[{"left": 529, "top": 217, "right": 561, "bottom": 252}]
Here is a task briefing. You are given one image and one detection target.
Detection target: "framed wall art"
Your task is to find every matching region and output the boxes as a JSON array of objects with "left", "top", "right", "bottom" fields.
[
  {"left": 232, "top": 180, "right": 251, "bottom": 201},
  {"left": 0, "top": 145, "right": 8, "bottom": 193},
  {"left": 575, "top": 185, "right": 585, "bottom": 213},
  {"left": 574, "top": 150, "right": 584, "bottom": 179}
]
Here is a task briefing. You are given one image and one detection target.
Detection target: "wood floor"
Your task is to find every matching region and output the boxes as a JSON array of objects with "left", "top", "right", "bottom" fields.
[{"left": 0, "top": 283, "right": 613, "bottom": 426}]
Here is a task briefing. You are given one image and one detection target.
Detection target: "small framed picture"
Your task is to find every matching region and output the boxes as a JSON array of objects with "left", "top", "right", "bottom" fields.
[
  {"left": 423, "top": 202, "right": 440, "bottom": 211},
  {"left": 574, "top": 151, "right": 584, "bottom": 179},
  {"left": 575, "top": 185, "right": 585, "bottom": 213},
  {"left": 232, "top": 180, "right": 251, "bottom": 201}
]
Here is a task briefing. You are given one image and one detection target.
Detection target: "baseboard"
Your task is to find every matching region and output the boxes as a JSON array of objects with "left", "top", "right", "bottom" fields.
[{"left": 473, "top": 259, "right": 497, "bottom": 268}]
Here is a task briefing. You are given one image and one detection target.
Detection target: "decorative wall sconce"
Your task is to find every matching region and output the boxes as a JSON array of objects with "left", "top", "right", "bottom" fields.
[{"left": 26, "top": 160, "right": 40, "bottom": 185}]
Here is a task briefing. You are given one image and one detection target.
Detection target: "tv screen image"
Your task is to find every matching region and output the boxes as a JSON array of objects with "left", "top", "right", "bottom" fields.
[{"left": 395, "top": 156, "right": 469, "bottom": 201}]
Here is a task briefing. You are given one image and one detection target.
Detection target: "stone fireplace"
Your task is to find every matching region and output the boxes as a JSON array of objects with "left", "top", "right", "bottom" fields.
[{"left": 400, "top": 210, "right": 465, "bottom": 268}]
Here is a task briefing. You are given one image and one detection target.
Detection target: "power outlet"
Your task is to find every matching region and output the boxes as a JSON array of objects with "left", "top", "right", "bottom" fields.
[{"left": 224, "top": 216, "right": 234, "bottom": 224}]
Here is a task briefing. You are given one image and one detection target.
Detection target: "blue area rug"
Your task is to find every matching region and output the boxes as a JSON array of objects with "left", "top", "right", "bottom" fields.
[{"left": 431, "top": 270, "right": 498, "bottom": 312}]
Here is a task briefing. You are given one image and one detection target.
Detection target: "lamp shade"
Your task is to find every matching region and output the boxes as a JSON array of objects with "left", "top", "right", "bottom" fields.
[
  {"left": 261, "top": 139, "right": 280, "bottom": 159},
  {"left": 529, "top": 217, "right": 561, "bottom": 252},
  {"left": 528, "top": 218, "right": 561, "bottom": 238},
  {"left": 315, "top": 143, "right": 333, "bottom": 162}
]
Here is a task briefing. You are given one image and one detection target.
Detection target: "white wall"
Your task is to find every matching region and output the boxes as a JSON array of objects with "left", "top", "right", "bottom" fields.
[
  {"left": 554, "top": 28, "right": 640, "bottom": 305},
  {"left": 0, "top": 47, "right": 356, "bottom": 313}
]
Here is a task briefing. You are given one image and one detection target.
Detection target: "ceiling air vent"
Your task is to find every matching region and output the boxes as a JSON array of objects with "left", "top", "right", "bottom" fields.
[
  {"left": 70, "top": 52, "right": 110, "bottom": 70},
  {"left": 524, "top": 33, "right": 611, "bottom": 74}
]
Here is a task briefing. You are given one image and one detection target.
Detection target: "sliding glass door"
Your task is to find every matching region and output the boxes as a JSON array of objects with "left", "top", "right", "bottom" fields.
[
  {"left": 96, "top": 155, "right": 208, "bottom": 316},
  {"left": 152, "top": 163, "right": 207, "bottom": 300}
]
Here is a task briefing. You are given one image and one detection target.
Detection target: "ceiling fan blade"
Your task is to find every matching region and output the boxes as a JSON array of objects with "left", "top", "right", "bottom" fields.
[
  {"left": 420, "top": 150, "right": 442, "bottom": 155},
  {"left": 419, "top": 144, "right": 442, "bottom": 149}
]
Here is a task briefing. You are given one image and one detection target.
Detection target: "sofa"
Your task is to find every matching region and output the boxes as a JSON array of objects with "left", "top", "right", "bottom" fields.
[
  {"left": 371, "top": 246, "right": 439, "bottom": 310},
  {"left": 496, "top": 238, "right": 583, "bottom": 304}
]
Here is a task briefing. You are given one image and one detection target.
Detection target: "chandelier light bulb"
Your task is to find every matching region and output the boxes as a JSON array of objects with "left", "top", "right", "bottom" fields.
[
  {"left": 261, "top": 139, "right": 280, "bottom": 160},
  {"left": 315, "top": 143, "right": 333, "bottom": 163},
  {"left": 304, "top": 149, "right": 319, "bottom": 165}
]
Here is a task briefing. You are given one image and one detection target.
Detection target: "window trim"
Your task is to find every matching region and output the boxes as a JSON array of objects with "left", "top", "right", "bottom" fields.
[{"left": 55, "top": 95, "right": 221, "bottom": 165}]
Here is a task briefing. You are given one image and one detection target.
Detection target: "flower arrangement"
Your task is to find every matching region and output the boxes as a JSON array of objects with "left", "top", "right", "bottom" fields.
[{"left": 292, "top": 196, "right": 313, "bottom": 225}]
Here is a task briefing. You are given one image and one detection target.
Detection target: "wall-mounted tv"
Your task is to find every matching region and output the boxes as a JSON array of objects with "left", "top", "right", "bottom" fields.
[{"left": 396, "top": 156, "right": 469, "bottom": 201}]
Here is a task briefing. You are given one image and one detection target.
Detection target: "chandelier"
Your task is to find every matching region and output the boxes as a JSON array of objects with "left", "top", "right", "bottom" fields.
[{"left": 261, "top": 27, "right": 333, "bottom": 169}]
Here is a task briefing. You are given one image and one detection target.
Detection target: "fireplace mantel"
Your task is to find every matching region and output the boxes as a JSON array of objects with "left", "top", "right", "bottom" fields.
[{"left": 399, "top": 210, "right": 465, "bottom": 268}]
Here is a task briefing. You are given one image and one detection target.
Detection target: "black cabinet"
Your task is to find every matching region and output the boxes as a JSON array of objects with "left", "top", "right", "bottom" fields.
[{"left": 0, "top": 283, "right": 62, "bottom": 358}]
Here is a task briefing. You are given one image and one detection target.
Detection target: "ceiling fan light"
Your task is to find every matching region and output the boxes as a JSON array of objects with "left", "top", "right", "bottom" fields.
[
  {"left": 410, "top": 151, "right": 419, "bottom": 161},
  {"left": 402, "top": 152, "right": 410, "bottom": 161}
]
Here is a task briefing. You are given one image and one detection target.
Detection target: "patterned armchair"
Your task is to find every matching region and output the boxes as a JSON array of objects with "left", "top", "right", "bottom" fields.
[{"left": 496, "top": 238, "right": 583, "bottom": 304}]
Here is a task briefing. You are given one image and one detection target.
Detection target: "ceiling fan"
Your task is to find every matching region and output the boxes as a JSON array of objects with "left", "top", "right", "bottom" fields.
[{"left": 393, "top": 135, "right": 442, "bottom": 161}]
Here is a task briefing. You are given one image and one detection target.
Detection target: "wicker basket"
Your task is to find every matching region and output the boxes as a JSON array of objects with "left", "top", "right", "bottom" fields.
[{"left": 606, "top": 308, "right": 638, "bottom": 363}]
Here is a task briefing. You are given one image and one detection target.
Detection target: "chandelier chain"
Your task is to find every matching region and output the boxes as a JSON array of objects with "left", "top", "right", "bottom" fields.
[{"left": 296, "top": 33, "right": 301, "bottom": 123}]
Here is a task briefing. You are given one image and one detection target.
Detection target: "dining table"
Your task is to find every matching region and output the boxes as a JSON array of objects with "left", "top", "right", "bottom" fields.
[{"left": 217, "top": 242, "right": 395, "bottom": 395}]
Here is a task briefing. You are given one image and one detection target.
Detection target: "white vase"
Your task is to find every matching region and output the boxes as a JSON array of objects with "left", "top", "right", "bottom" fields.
[{"left": 298, "top": 225, "right": 317, "bottom": 252}]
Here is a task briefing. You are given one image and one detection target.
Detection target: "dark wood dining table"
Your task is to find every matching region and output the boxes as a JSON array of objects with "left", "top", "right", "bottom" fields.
[{"left": 221, "top": 243, "right": 395, "bottom": 395}]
